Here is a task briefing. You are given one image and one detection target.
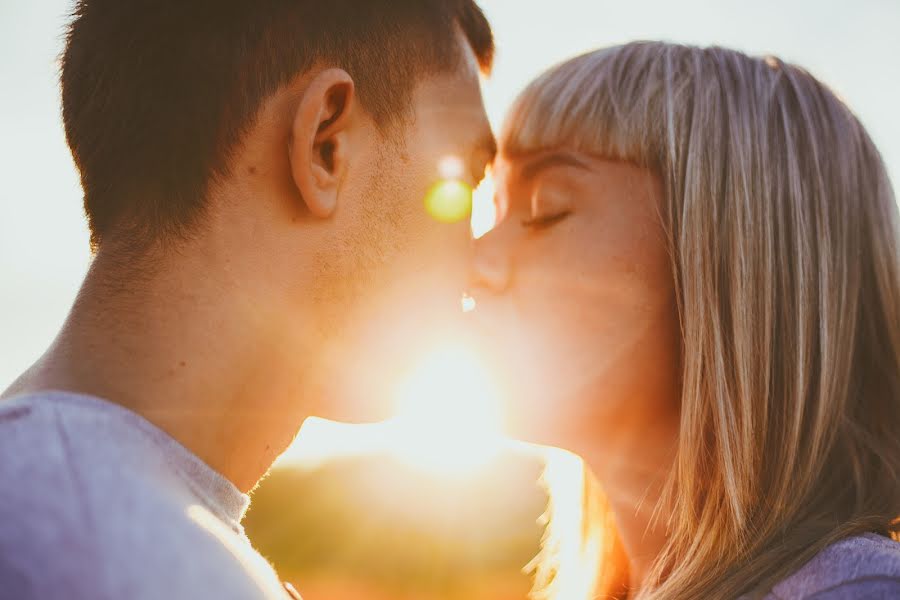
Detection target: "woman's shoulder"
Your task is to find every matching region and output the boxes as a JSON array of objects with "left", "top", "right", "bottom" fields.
[{"left": 766, "top": 533, "right": 900, "bottom": 599}]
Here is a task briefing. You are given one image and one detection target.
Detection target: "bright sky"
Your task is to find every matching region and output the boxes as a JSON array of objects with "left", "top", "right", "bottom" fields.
[{"left": 1, "top": 0, "right": 899, "bottom": 389}]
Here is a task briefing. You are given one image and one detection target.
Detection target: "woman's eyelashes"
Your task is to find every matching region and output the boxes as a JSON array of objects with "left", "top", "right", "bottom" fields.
[{"left": 521, "top": 210, "right": 572, "bottom": 230}]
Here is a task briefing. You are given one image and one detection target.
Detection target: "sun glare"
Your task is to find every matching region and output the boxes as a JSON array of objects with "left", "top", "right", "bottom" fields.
[
  {"left": 385, "top": 342, "right": 506, "bottom": 475},
  {"left": 279, "top": 341, "right": 508, "bottom": 477}
]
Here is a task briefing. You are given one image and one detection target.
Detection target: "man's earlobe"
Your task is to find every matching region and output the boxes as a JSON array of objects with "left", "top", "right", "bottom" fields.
[{"left": 288, "top": 68, "right": 355, "bottom": 219}]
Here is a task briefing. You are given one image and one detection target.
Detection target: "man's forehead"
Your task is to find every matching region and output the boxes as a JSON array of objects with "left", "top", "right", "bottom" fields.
[
  {"left": 407, "top": 30, "right": 494, "bottom": 162},
  {"left": 415, "top": 69, "right": 484, "bottom": 112},
  {"left": 411, "top": 71, "right": 492, "bottom": 164},
  {"left": 414, "top": 27, "right": 486, "bottom": 109},
  {"left": 456, "top": 24, "right": 485, "bottom": 82}
]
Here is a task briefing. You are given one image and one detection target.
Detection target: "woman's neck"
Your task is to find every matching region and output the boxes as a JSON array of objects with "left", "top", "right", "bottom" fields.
[{"left": 581, "top": 403, "right": 678, "bottom": 595}]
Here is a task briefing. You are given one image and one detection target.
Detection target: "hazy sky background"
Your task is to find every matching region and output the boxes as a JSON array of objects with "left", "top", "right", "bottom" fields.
[{"left": 1, "top": 0, "right": 899, "bottom": 388}]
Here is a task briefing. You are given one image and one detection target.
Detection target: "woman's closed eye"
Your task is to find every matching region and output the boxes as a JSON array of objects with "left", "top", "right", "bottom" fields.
[{"left": 521, "top": 210, "right": 572, "bottom": 230}]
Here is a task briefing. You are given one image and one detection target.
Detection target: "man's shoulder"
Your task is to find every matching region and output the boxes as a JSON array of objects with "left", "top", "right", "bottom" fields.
[
  {"left": 0, "top": 392, "right": 168, "bottom": 522},
  {"left": 768, "top": 533, "right": 900, "bottom": 599},
  {"left": 0, "top": 394, "right": 286, "bottom": 600},
  {"left": 1, "top": 494, "right": 281, "bottom": 600}
]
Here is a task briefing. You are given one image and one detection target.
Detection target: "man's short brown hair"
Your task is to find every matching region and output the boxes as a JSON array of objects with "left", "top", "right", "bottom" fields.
[{"left": 61, "top": 0, "right": 494, "bottom": 247}]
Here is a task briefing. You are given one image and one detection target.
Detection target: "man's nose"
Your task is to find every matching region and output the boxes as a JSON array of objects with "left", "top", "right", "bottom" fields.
[{"left": 469, "top": 229, "right": 511, "bottom": 293}]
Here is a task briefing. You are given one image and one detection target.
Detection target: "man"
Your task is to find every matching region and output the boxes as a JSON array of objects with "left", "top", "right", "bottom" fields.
[{"left": 0, "top": 1, "right": 495, "bottom": 598}]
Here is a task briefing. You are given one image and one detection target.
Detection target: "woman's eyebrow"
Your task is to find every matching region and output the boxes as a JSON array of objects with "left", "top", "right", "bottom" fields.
[{"left": 520, "top": 152, "right": 588, "bottom": 182}]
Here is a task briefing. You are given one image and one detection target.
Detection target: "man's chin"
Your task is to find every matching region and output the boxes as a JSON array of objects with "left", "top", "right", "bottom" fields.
[
  {"left": 304, "top": 368, "right": 399, "bottom": 425},
  {"left": 314, "top": 401, "right": 395, "bottom": 426}
]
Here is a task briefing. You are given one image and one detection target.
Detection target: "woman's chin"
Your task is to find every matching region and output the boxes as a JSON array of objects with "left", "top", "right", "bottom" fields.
[{"left": 466, "top": 307, "right": 596, "bottom": 449}]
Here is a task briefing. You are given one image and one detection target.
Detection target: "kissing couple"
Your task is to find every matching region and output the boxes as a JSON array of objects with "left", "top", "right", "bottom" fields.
[{"left": 2, "top": 2, "right": 898, "bottom": 599}]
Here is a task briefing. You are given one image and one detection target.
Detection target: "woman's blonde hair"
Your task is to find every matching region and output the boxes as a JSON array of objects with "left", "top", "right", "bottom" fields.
[{"left": 504, "top": 42, "right": 900, "bottom": 599}]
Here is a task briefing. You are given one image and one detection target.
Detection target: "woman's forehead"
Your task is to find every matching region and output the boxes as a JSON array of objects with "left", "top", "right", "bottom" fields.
[{"left": 494, "top": 147, "right": 593, "bottom": 180}]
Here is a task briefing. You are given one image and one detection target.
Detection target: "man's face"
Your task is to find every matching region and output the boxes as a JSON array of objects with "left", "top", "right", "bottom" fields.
[{"left": 309, "top": 40, "right": 494, "bottom": 423}]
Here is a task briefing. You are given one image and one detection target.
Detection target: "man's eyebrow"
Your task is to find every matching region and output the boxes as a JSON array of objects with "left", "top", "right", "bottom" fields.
[
  {"left": 519, "top": 152, "right": 587, "bottom": 181},
  {"left": 467, "top": 132, "right": 497, "bottom": 183},
  {"left": 473, "top": 133, "right": 497, "bottom": 166}
]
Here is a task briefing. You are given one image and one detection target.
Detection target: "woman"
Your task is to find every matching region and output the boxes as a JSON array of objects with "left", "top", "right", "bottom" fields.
[{"left": 468, "top": 42, "right": 900, "bottom": 598}]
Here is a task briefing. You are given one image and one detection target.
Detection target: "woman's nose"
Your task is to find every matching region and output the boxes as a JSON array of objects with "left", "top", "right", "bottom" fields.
[{"left": 470, "top": 230, "right": 511, "bottom": 293}]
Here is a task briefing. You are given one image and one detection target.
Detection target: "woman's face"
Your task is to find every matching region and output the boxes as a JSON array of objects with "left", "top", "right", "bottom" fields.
[{"left": 468, "top": 148, "right": 682, "bottom": 449}]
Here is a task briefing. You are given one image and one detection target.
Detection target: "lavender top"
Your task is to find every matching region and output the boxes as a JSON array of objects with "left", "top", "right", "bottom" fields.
[
  {"left": 0, "top": 391, "right": 289, "bottom": 600},
  {"left": 762, "top": 532, "right": 900, "bottom": 599}
]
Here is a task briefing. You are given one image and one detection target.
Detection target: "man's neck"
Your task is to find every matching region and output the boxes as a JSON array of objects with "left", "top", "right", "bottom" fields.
[{"left": 4, "top": 245, "right": 310, "bottom": 492}]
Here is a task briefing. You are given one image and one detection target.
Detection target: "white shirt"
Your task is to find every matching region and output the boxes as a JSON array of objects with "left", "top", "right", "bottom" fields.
[{"left": 0, "top": 391, "right": 293, "bottom": 600}]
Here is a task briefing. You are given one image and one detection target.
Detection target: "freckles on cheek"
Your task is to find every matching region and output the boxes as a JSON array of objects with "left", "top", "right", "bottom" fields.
[{"left": 578, "top": 211, "right": 636, "bottom": 268}]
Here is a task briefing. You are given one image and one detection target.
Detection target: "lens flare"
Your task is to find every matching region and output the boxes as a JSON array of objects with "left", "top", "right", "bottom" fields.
[
  {"left": 438, "top": 155, "right": 466, "bottom": 180},
  {"left": 425, "top": 179, "right": 473, "bottom": 224}
]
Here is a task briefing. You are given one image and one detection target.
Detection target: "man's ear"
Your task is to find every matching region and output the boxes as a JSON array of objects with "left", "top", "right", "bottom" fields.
[{"left": 288, "top": 68, "right": 355, "bottom": 219}]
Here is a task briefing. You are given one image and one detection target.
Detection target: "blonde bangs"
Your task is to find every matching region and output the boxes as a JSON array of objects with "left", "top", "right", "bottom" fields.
[{"left": 500, "top": 45, "right": 668, "bottom": 167}]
